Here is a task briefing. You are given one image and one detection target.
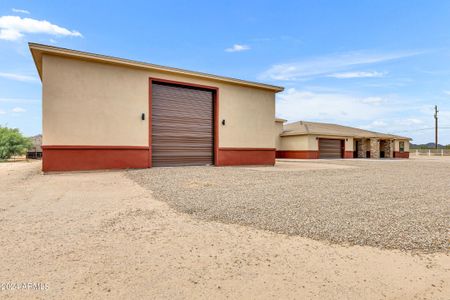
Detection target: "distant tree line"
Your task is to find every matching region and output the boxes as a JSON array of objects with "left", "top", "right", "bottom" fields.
[{"left": 410, "top": 143, "right": 450, "bottom": 149}]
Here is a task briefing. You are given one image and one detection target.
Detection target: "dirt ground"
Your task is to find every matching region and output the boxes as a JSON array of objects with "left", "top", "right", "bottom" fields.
[{"left": 0, "top": 160, "right": 449, "bottom": 299}]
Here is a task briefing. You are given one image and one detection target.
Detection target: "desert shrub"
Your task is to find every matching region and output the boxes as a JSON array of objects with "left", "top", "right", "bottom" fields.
[{"left": 0, "top": 126, "right": 33, "bottom": 160}]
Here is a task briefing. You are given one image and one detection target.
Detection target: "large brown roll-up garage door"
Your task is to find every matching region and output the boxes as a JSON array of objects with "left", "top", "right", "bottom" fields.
[
  {"left": 152, "top": 82, "right": 214, "bottom": 167},
  {"left": 319, "top": 139, "right": 343, "bottom": 159}
]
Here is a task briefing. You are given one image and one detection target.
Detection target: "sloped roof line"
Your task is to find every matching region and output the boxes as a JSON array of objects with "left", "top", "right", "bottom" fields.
[
  {"left": 28, "top": 43, "right": 284, "bottom": 93},
  {"left": 280, "top": 120, "right": 411, "bottom": 140},
  {"left": 303, "top": 121, "right": 310, "bottom": 134}
]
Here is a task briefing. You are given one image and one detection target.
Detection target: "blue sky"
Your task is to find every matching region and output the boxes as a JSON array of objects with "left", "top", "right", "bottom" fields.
[{"left": 0, "top": 1, "right": 450, "bottom": 144}]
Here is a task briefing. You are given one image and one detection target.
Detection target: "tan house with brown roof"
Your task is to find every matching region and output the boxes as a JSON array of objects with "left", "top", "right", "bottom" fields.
[{"left": 275, "top": 120, "right": 411, "bottom": 159}]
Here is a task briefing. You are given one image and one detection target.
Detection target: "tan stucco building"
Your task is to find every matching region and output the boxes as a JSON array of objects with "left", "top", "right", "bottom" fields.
[
  {"left": 30, "top": 43, "right": 284, "bottom": 171},
  {"left": 275, "top": 120, "right": 411, "bottom": 159}
]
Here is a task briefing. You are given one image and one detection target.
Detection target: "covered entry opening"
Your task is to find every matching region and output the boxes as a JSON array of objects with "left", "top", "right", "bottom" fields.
[
  {"left": 380, "top": 140, "right": 386, "bottom": 158},
  {"left": 379, "top": 139, "right": 393, "bottom": 159},
  {"left": 150, "top": 79, "right": 216, "bottom": 167},
  {"left": 354, "top": 138, "right": 371, "bottom": 158},
  {"left": 318, "top": 138, "right": 344, "bottom": 159}
]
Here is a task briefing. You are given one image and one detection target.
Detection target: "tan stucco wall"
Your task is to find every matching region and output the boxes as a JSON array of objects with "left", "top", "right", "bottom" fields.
[
  {"left": 42, "top": 55, "right": 148, "bottom": 146},
  {"left": 219, "top": 84, "right": 275, "bottom": 148},
  {"left": 394, "top": 140, "right": 410, "bottom": 152},
  {"left": 279, "top": 135, "right": 353, "bottom": 151},
  {"left": 307, "top": 136, "right": 319, "bottom": 151},
  {"left": 345, "top": 137, "right": 354, "bottom": 152},
  {"left": 278, "top": 135, "right": 311, "bottom": 151},
  {"left": 274, "top": 121, "right": 284, "bottom": 150},
  {"left": 42, "top": 55, "right": 276, "bottom": 148}
]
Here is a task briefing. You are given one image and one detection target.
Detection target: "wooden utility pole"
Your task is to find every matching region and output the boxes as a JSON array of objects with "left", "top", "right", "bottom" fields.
[{"left": 434, "top": 105, "right": 439, "bottom": 149}]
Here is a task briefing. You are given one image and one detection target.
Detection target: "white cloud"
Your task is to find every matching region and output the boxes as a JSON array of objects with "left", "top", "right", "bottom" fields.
[
  {"left": 396, "top": 118, "right": 424, "bottom": 126},
  {"left": 371, "top": 120, "right": 388, "bottom": 127},
  {"left": 0, "top": 109, "right": 5, "bottom": 115},
  {"left": 225, "top": 44, "right": 250, "bottom": 52},
  {"left": 361, "top": 97, "right": 384, "bottom": 105},
  {"left": 327, "top": 71, "right": 386, "bottom": 79},
  {"left": 439, "top": 110, "right": 450, "bottom": 122},
  {"left": 12, "top": 8, "right": 30, "bottom": 14},
  {"left": 276, "top": 88, "right": 389, "bottom": 123},
  {"left": 0, "top": 15, "right": 82, "bottom": 41},
  {"left": 359, "top": 118, "right": 430, "bottom": 138},
  {"left": 0, "top": 72, "right": 37, "bottom": 82},
  {"left": 0, "top": 28, "right": 23, "bottom": 40},
  {"left": 361, "top": 120, "right": 388, "bottom": 130},
  {"left": 11, "top": 107, "right": 26, "bottom": 113},
  {"left": 261, "top": 50, "right": 421, "bottom": 80},
  {"left": 275, "top": 88, "right": 428, "bottom": 135},
  {"left": 443, "top": 90, "right": 450, "bottom": 96}
]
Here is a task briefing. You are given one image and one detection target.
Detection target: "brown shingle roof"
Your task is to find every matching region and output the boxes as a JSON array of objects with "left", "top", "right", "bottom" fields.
[{"left": 281, "top": 121, "right": 411, "bottom": 140}]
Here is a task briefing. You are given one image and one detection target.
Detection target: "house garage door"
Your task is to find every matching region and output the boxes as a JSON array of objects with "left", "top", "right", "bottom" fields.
[
  {"left": 152, "top": 82, "right": 214, "bottom": 167},
  {"left": 319, "top": 139, "right": 343, "bottom": 159}
]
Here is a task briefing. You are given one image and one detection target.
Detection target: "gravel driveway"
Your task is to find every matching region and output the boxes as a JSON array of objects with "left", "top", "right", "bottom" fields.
[{"left": 126, "top": 158, "right": 449, "bottom": 253}]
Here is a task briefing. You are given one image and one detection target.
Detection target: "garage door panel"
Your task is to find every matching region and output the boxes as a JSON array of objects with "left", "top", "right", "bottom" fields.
[
  {"left": 152, "top": 117, "right": 212, "bottom": 126},
  {"left": 152, "top": 83, "right": 214, "bottom": 167},
  {"left": 152, "top": 135, "right": 213, "bottom": 144},
  {"left": 319, "top": 139, "right": 342, "bottom": 159},
  {"left": 152, "top": 105, "right": 213, "bottom": 116}
]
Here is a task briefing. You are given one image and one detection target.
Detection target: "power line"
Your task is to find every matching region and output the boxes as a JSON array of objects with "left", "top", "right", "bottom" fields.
[{"left": 390, "top": 126, "right": 450, "bottom": 133}]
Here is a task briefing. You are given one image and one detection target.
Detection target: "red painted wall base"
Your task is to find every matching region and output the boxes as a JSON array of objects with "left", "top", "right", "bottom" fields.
[
  {"left": 344, "top": 151, "right": 353, "bottom": 158},
  {"left": 217, "top": 148, "right": 275, "bottom": 166},
  {"left": 42, "top": 146, "right": 150, "bottom": 172},
  {"left": 393, "top": 151, "right": 409, "bottom": 158},
  {"left": 276, "top": 150, "right": 319, "bottom": 159},
  {"left": 43, "top": 146, "right": 276, "bottom": 171}
]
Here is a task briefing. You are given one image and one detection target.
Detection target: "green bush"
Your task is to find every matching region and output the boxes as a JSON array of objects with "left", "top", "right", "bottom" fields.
[{"left": 0, "top": 126, "right": 33, "bottom": 160}]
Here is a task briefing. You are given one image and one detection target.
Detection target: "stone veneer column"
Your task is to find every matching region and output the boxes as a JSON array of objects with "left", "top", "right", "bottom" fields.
[
  {"left": 380, "top": 140, "right": 391, "bottom": 158},
  {"left": 370, "top": 138, "right": 380, "bottom": 159},
  {"left": 388, "top": 140, "right": 394, "bottom": 158},
  {"left": 357, "top": 139, "right": 366, "bottom": 158}
]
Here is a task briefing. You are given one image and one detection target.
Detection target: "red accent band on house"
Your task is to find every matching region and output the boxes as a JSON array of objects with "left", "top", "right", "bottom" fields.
[
  {"left": 42, "top": 146, "right": 150, "bottom": 172},
  {"left": 217, "top": 148, "right": 275, "bottom": 166},
  {"left": 393, "top": 151, "right": 409, "bottom": 158},
  {"left": 276, "top": 150, "right": 319, "bottom": 159},
  {"left": 344, "top": 151, "right": 353, "bottom": 158}
]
